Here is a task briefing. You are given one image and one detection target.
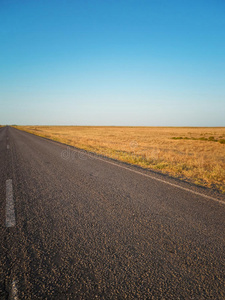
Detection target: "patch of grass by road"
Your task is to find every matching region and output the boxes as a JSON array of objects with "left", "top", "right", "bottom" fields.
[{"left": 172, "top": 136, "right": 225, "bottom": 144}]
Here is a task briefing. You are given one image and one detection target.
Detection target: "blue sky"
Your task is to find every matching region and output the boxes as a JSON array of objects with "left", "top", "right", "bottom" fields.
[{"left": 0, "top": 0, "right": 225, "bottom": 126}]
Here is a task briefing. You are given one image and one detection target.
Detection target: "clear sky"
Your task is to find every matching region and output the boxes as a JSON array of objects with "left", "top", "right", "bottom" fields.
[{"left": 0, "top": 0, "right": 225, "bottom": 126}]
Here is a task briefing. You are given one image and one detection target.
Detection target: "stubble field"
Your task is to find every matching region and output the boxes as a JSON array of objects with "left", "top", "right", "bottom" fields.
[{"left": 15, "top": 126, "right": 225, "bottom": 193}]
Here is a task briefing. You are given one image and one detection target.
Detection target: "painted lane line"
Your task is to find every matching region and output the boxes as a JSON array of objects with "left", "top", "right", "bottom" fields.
[
  {"left": 59, "top": 143, "right": 225, "bottom": 205},
  {"left": 7, "top": 144, "right": 10, "bottom": 150},
  {"left": 10, "top": 280, "right": 18, "bottom": 300},
  {"left": 19, "top": 130, "right": 225, "bottom": 205},
  {"left": 6, "top": 179, "right": 16, "bottom": 227},
  {"left": 92, "top": 154, "right": 225, "bottom": 205}
]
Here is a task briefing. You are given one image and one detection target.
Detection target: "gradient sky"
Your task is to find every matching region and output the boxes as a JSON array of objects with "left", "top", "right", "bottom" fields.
[{"left": 0, "top": 0, "right": 225, "bottom": 126}]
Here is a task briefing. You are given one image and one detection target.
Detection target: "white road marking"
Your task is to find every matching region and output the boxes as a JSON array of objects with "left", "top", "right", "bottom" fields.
[
  {"left": 7, "top": 144, "right": 10, "bottom": 149},
  {"left": 19, "top": 131, "right": 225, "bottom": 205},
  {"left": 58, "top": 143, "right": 225, "bottom": 205},
  {"left": 86, "top": 152, "right": 225, "bottom": 205},
  {"left": 10, "top": 280, "right": 18, "bottom": 300},
  {"left": 6, "top": 179, "right": 16, "bottom": 227}
]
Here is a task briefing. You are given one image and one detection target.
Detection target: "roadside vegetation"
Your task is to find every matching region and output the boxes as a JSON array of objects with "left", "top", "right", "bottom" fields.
[{"left": 15, "top": 126, "right": 225, "bottom": 194}]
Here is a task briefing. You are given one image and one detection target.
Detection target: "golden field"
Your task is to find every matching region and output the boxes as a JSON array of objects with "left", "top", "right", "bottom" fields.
[{"left": 15, "top": 126, "right": 225, "bottom": 193}]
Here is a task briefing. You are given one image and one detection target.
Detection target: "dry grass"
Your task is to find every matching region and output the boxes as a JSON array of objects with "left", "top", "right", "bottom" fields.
[{"left": 15, "top": 126, "right": 225, "bottom": 194}]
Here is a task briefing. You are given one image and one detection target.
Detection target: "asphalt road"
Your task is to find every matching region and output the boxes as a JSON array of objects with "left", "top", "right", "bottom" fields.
[{"left": 0, "top": 126, "right": 225, "bottom": 299}]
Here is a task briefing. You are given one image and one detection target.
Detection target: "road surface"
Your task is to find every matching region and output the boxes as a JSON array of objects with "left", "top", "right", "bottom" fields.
[{"left": 0, "top": 126, "right": 225, "bottom": 299}]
